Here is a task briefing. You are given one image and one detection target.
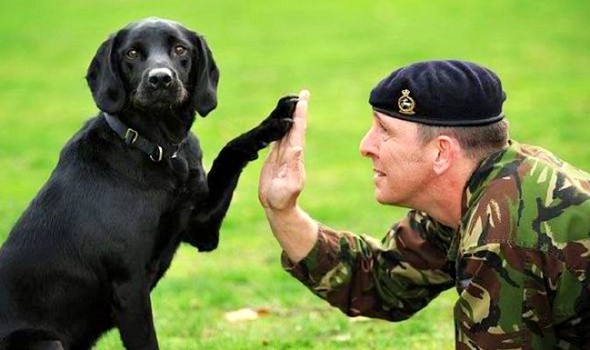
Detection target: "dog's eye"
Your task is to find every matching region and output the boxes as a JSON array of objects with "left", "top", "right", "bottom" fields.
[
  {"left": 173, "top": 45, "right": 187, "bottom": 56},
  {"left": 126, "top": 49, "right": 139, "bottom": 60}
]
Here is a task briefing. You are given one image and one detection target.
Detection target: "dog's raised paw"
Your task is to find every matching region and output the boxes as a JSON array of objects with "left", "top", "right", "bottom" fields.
[
  {"left": 273, "top": 95, "right": 299, "bottom": 119},
  {"left": 259, "top": 95, "right": 298, "bottom": 141}
]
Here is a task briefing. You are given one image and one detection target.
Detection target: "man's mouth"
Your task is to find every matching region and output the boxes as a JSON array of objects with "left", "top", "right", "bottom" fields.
[{"left": 373, "top": 169, "right": 386, "bottom": 179}]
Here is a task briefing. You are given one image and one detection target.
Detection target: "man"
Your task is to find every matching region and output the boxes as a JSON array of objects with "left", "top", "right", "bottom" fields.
[{"left": 258, "top": 60, "right": 590, "bottom": 349}]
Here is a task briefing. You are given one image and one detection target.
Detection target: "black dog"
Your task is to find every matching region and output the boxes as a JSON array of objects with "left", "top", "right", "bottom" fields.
[{"left": 0, "top": 18, "right": 296, "bottom": 350}]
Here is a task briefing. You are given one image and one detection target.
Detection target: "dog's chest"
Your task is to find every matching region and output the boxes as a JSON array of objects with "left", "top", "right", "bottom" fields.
[{"left": 145, "top": 189, "right": 193, "bottom": 283}]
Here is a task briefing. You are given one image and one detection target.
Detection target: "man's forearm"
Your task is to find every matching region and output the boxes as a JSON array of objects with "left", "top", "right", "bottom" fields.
[{"left": 265, "top": 207, "right": 319, "bottom": 263}]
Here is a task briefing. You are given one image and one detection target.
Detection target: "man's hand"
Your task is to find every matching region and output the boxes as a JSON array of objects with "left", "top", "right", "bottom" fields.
[
  {"left": 258, "top": 90, "right": 318, "bottom": 263},
  {"left": 259, "top": 90, "right": 310, "bottom": 212}
]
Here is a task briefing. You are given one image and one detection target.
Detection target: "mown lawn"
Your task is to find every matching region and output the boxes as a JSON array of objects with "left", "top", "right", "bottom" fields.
[{"left": 0, "top": 1, "right": 588, "bottom": 349}]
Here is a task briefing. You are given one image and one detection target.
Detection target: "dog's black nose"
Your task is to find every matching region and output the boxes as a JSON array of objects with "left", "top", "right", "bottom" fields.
[{"left": 148, "top": 68, "right": 173, "bottom": 89}]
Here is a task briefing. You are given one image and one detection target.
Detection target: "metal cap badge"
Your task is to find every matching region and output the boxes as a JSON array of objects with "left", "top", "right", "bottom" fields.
[{"left": 397, "top": 89, "right": 416, "bottom": 115}]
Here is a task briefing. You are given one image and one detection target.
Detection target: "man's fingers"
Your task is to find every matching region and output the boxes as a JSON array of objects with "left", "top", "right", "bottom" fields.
[
  {"left": 278, "top": 146, "right": 304, "bottom": 177},
  {"left": 260, "top": 91, "right": 309, "bottom": 210},
  {"left": 272, "top": 89, "right": 309, "bottom": 163},
  {"left": 298, "top": 89, "right": 310, "bottom": 103},
  {"left": 288, "top": 146, "right": 305, "bottom": 181},
  {"left": 287, "top": 90, "right": 310, "bottom": 149},
  {"left": 268, "top": 138, "right": 282, "bottom": 164}
]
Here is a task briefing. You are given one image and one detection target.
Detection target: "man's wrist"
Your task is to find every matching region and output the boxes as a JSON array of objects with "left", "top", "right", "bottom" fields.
[
  {"left": 264, "top": 205, "right": 301, "bottom": 222},
  {"left": 264, "top": 206, "right": 319, "bottom": 263}
]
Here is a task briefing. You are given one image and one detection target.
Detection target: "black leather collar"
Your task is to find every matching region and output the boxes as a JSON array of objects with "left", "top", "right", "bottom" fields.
[
  {"left": 103, "top": 112, "right": 180, "bottom": 162},
  {"left": 103, "top": 112, "right": 190, "bottom": 182}
]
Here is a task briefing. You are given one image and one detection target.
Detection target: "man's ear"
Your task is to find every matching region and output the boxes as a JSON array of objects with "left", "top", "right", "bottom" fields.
[
  {"left": 432, "top": 135, "right": 456, "bottom": 175},
  {"left": 86, "top": 31, "right": 126, "bottom": 114},
  {"left": 187, "top": 32, "right": 219, "bottom": 117}
]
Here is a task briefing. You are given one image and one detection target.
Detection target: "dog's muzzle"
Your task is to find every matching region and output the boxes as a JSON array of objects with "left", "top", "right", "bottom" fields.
[{"left": 133, "top": 68, "right": 188, "bottom": 108}]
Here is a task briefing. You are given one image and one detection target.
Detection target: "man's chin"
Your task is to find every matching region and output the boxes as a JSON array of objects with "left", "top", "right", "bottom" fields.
[
  {"left": 375, "top": 192, "right": 405, "bottom": 207},
  {"left": 375, "top": 192, "right": 391, "bottom": 205}
]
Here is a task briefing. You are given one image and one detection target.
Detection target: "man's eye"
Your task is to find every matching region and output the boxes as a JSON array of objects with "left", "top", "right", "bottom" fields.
[
  {"left": 173, "top": 45, "right": 187, "bottom": 56},
  {"left": 377, "top": 123, "right": 392, "bottom": 140},
  {"left": 126, "top": 49, "right": 139, "bottom": 60}
]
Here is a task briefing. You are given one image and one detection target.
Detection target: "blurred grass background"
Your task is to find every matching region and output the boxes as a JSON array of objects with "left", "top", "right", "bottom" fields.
[{"left": 0, "top": 1, "right": 588, "bottom": 349}]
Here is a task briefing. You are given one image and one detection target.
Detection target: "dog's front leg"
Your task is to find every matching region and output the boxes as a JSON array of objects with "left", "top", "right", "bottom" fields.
[
  {"left": 184, "top": 96, "right": 298, "bottom": 251},
  {"left": 111, "top": 280, "right": 159, "bottom": 350}
]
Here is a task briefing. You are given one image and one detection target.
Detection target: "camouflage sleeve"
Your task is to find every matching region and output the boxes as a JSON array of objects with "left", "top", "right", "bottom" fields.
[{"left": 282, "top": 210, "right": 456, "bottom": 321}]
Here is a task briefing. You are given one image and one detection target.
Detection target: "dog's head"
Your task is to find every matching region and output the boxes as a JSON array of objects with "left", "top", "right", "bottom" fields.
[{"left": 86, "top": 18, "right": 219, "bottom": 117}]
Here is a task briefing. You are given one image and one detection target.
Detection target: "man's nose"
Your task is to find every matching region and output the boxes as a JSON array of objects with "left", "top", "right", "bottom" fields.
[
  {"left": 359, "top": 129, "right": 377, "bottom": 158},
  {"left": 147, "top": 68, "right": 173, "bottom": 90}
]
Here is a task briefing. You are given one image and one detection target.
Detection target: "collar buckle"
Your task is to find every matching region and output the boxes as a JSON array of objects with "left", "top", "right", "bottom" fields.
[
  {"left": 149, "top": 145, "right": 163, "bottom": 162},
  {"left": 124, "top": 128, "right": 139, "bottom": 145}
]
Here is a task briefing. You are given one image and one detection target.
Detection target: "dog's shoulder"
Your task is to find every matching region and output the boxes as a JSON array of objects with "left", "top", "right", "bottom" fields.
[
  {"left": 58, "top": 115, "right": 114, "bottom": 159},
  {"left": 56, "top": 115, "right": 160, "bottom": 186}
]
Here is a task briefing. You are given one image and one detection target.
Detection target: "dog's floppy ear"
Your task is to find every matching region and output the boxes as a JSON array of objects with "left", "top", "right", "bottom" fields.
[
  {"left": 86, "top": 31, "right": 126, "bottom": 114},
  {"left": 190, "top": 34, "right": 220, "bottom": 117}
]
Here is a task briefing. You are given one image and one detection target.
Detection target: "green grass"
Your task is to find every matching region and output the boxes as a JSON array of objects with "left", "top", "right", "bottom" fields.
[{"left": 0, "top": 1, "right": 589, "bottom": 349}]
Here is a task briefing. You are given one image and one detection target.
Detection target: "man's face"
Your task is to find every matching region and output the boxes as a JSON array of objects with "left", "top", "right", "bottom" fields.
[{"left": 359, "top": 111, "right": 433, "bottom": 207}]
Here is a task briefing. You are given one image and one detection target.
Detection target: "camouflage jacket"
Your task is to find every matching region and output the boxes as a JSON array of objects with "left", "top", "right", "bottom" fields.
[{"left": 283, "top": 141, "right": 590, "bottom": 349}]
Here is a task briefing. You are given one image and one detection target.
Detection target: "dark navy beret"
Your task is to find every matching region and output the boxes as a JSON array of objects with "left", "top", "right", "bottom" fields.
[{"left": 369, "top": 60, "right": 506, "bottom": 126}]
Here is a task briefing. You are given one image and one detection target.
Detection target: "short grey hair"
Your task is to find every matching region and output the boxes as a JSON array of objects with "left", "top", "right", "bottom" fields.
[{"left": 415, "top": 120, "right": 509, "bottom": 161}]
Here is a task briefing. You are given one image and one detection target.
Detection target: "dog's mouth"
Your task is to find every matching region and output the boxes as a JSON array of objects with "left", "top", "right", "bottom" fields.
[{"left": 131, "top": 81, "right": 189, "bottom": 109}]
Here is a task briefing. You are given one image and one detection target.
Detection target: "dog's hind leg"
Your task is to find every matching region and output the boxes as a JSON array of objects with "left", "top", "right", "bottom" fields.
[{"left": 0, "top": 331, "right": 65, "bottom": 350}]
